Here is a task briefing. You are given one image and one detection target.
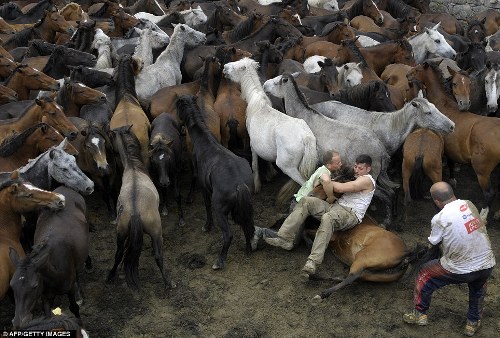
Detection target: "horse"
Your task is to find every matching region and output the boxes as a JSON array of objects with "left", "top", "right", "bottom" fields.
[
  {"left": 127, "top": 0, "right": 166, "bottom": 16},
  {"left": 0, "top": 95, "right": 78, "bottom": 143},
  {"left": 68, "top": 116, "right": 117, "bottom": 215},
  {"left": 374, "top": 0, "right": 420, "bottom": 19},
  {"left": 407, "top": 61, "right": 500, "bottom": 221},
  {"left": 41, "top": 46, "right": 96, "bottom": 80},
  {"left": 107, "top": 126, "right": 175, "bottom": 289},
  {"left": 0, "top": 53, "right": 16, "bottom": 80},
  {"left": 3, "top": 0, "right": 55, "bottom": 24},
  {"left": 149, "top": 113, "right": 184, "bottom": 226},
  {"left": 221, "top": 11, "right": 266, "bottom": 44},
  {"left": 0, "top": 83, "right": 17, "bottom": 104},
  {"left": 66, "top": 19, "right": 96, "bottom": 53},
  {"left": 135, "top": 24, "right": 206, "bottom": 104},
  {"left": 203, "top": 2, "right": 245, "bottom": 33},
  {"left": 0, "top": 171, "right": 66, "bottom": 302},
  {"left": 467, "top": 19, "right": 487, "bottom": 44},
  {"left": 416, "top": 13, "right": 464, "bottom": 36},
  {"left": 0, "top": 2, "right": 24, "bottom": 22},
  {"left": 446, "top": 66, "right": 472, "bottom": 112},
  {"left": 0, "top": 122, "right": 78, "bottom": 172},
  {"left": 176, "top": 95, "right": 255, "bottom": 270},
  {"left": 475, "top": 9, "right": 500, "bottom": 36},
  {"left": 91, "top": 28, "right": 113, "bottom": 70},
  {"left": 59, "top": 2, "right": 85, "bottom": 21},
  {"left": 9, "top": 186, "right": 89, "bottom": 328},
  {"left": 262, "top": 73, "right": 402, "bottom": 227},
  {"left": 456, "top": 42, "right": 487, "bottom": 74},
  {"left": 342, "top": 0, "right": 384, "bottom": 24},
  {"left": 2, "top": 64, "right": 60, "bottom": 101},
  {"left": 55, "top": 78, "right": 106, "bottom": 117},
  {"left": 223, "top": 58, "right": 319, "bottom": 194},
  {"left": 407, "top": 23, "right": 457, "bottom": 64},
  {"left": 401, "top": 128, "right": 444, "bottom": 227},
  {"left": 483, "top": 61, "right": 500, "bottom": 116},
  {"left": 0, "top": 17, "right": 16, "bottom": 34},
  {"left": 110, "top": 55, "right": 151, "bottom": 169},
  {"left": 331, "top": 80, "right": 396, "bottom": 111},
  {"left": 69, "top": 65, "right": 114, "bottom": 88}
]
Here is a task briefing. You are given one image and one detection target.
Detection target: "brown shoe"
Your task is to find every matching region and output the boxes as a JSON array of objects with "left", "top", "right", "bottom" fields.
[
  {"left": 403, "top": 309, "right": 428, "bottom": 326},
  {"left": 464, "top": 320, "right": 481, "bottom": 336},
  {"left": 301, "top": 259, "right": 317, "bottom": 275}
]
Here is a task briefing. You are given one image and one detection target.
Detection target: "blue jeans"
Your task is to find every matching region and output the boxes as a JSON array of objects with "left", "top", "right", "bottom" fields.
[{"left": 413, "top": 259, "right": 493, "bottom": 321}]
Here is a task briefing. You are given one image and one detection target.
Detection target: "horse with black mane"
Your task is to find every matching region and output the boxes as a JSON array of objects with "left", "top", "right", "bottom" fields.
[
  {"left": 331, "top": 80, "right": 396, "bottom": 111},
  {"left": 176, "top": 95, "right": 255, "bottom": 270}
]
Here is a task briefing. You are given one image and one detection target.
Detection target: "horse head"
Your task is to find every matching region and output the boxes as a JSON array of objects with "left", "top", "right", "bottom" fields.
[
  {"left": 408, "top": 96, "right": 455, "bottom": 135},
  {"left": 423, "top": 23, "right": 456, "bottom": 60},
  {"left": 485, "top": 61, "right": 500, "bottom": 113},
  {"left": 447, "top": 66, "right": 471, "bottom": 111},
  {"left": 149, "top": 134, "right": 174, "bottom": 187}
]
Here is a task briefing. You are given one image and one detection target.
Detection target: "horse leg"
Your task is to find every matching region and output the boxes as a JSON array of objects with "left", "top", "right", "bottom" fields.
[
  {"left": 473, "top": 162, "right": 496, "bottom": 221},
  {"left": 212, "top": 203, "right": 232, "bottom": 270},
  {"left": 373, "top": 186, "right": 394, "bottom": 229},
  {"left": 446, "top": 157, "right": 457, "bottom": 188},
  {"left": 151, "top": 234, "right": 175, "bottom": 289},
  {"left": 315, "top": 258, "right": 365, "bottom": 300},
  {"left": 186, "top": 159, "right": 197, "bottom": 204},
  {"left": 174, "top": 174, "right": 185, "bottom": 227},
  {"left": 275, "top": 152, "right": 306, "bottom": 186},
  {"left": 202, "top": 190, "right": 214, "bottom": 232},
  {"left": 85, "top": 255, "right": 92, "bottom": 269},
  {"left": 67, "top": 285, "right": 81, "bottom": 319},
  {"left": 159, "top": 186, "right": 169, "bottom": 217},
  {"left": 107, "top": 232, "right": 126, "bottom": 283},
  {"left": 251, "top": 149, "right": 261, "bottom": 193}
]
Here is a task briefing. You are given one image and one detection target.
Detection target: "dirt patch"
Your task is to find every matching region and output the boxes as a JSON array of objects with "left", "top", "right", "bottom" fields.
[{"left": 1, "top": 164, "right": 499, "bottom": 337}]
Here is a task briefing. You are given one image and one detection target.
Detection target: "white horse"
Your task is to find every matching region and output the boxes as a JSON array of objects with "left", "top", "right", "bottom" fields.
[
  {"left": 356, "top": 35, "right": 380, "bottom": 47},
  {"left": 135, "top": 24, "right": 206, "bottom": 103},
  {"left": 408, "top": 23, "right": 456, "bottom": 63},
  {"left": 179, "top": 6, "right": 207, "bottom": 27},
  {"left": 485, "top": 63, "right": 500, "bottom": 113},
  {"left": 109, "top": 21, "right": 170, "bottom": 52},
  {"left": 337, "top": 62, "right": 364, "bottom": 88},
  {"left": 92, "top": 28, "right": 113, "bottom": 70},
  {"left": 223, "top": 58, "right": 319, "bottom": 193},
  {"left": 303, "top": 55, "right": 326, "bottom": 73},
  {"left": 309, "top": 0, "right": 339, "bottom": 11}
]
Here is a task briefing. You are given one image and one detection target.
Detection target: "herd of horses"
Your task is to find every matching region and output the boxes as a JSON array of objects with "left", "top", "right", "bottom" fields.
[{"left": 0, "top": 0, "right": 499, "bottom": 332}]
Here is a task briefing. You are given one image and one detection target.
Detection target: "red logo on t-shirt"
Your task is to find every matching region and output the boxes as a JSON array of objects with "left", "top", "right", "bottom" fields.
[
  {"left": 459, "top": 204, "right": 468, "bottom": 212},
  {"left": 464, "top": 218, "right": 481, "bottom": 234}
]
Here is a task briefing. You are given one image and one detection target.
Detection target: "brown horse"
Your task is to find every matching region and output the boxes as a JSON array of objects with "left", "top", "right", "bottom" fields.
[
  {"left": 0, "top": 171, "right": 65, "bottom": 301},
  {"left": 334, "top": 38, "right": 415, "bottom": 76},
  {"left": 401, "top": 128, "right": 444, "bottom": 227},
  {"left": 380, "top": 63, "right": 413, "bottom": 101},
  {"left": 221, "top": 11, "right": 267, "bottom": 44},
  {"left": 302, "top": 184, "right": 420, "bottom": 300},
  {"left": 57, "top": 78, "right": 107, "bottom": 117},
  {"left": 0, "top": 53, "right": 17, "bottom": 79},
  {"left": 474, "top": 9, "right": 500, "bottom": 36},
  {"left": 0, "top": 123, "right": 78, "bottom": 172},
  {"left": 107, "top": 9, "right": 140, "bottom": 37},
  {"left": 0, "top": 83, "right": 17, "bottom": 104},
  {"left": 110, "top": 55, "right": 151, "bottom": 169},
  {"left": 3, "top": 63, "right": 59, "bottom": 100},
  {"left": 0, "top": 17, "right": 16, "bottom": 34},
  {"left": 350, "top": 15, "right": 402, "bottom": 40},
  {"left": 0, "top": 95, "right": 78, "bottom": 143},
  {"left": 416, "top": 13, "right": 464, "bottom": 35},
  {"left": 408, "top": 61, "right": 500, "bottom": 220},
  {"left": 59, "top": 2, "right": 85, "bottom": 21}
]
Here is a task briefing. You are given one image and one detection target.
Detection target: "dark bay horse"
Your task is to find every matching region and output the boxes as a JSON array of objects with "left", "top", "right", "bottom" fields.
[
  {"left": 0, "top": 83, "right": 17, "bottom": 104},
  {"left": 331, "top": 80, "right": 396, "bottom": 111},
  {"left": 408, "top": 61, "right": 500, "bottom": 221},
  {"left": 176, "top": 95, "right": 255, "bottom": 270},
  {"left": 149, "top": 113, "right": 184, "bottom": 225},
  {"left": 107, "top": 126, "right": 174, "bottom": 290},
  {"left": 0, "top": 122, "right": 78, "bottom": 172},
  {"left": 0, "top": 171, "right": 65, "bottom": 301},
  {"left": 9, "top": 186, "right": 89, "bottom": 328},
  {"left": 57, "top": 78, "right": 106, "bottom": 117}
]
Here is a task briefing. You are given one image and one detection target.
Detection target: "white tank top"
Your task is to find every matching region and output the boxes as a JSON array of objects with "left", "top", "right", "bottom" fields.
[{"left": 338, "top": 174, "right": 376, "bottom": 222}]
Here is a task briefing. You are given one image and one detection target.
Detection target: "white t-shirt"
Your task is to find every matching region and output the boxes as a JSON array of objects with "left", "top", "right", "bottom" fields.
[
  {"left": 428, "top": 199, "right": 496, "bottom": 274},
  {"left": 338, "top": 174, "right": 376, "bottom": 222}
]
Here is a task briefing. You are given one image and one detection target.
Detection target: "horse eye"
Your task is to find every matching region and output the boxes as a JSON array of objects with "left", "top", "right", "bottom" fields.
[{"left": 435, "top": 40, "right": 440, "bottom": 44}]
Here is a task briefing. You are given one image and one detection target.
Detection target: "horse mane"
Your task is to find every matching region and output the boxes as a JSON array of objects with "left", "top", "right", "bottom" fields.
[
  {"left": 114, "top": 54, "right": 138, "bottom": 100},
  {"left": 0, "top": 123, "right": 47, "bottom": 157},
  {"left": 393, "top": 39, "right": 413, "bottom": 54},
  {"left": 342, "top": 38, "right": 368, "bottom": 64},
  {"left": 4, "top": 26, "right": 41, "bottom": 47},
  {"left": 386, "top": 0, "right": 419, "bottom": 18},
  {"left": 0, "top": 177, "right": 25, "bottom": 191},
  {"left": 345, "top": 0, "right": 365, "bottom": 18},
  {"left": 176, "top": 95, "right": 218, "bottom": 143},
  {"left": 320, "top": 22, "right": 347, "bottom": 37},
  {"left": 224, "top": 12, "right": 257, "bottom": 43},
  {"left": 28, "top": 39, "right": 53, "bottom": 56},
  {"left": 113, "top": 126, "right": 147, "bottom": 172},
  {"left": 286, "top": 73, "right": 311, "bottom": 108},
  {"left": 337, "top": 80, "right": 382, "bottom": 106},
  {"left": 275, "top": 35, "right": 302, "bottom": 54},
  {"left": 0, "top": 2, "right": 22, "bottom": 19},
  {"left": 425, "top": 61, "right": 453, "bottom": 96}
]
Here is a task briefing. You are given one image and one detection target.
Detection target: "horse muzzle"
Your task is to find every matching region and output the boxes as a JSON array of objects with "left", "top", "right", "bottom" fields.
[
  {"left": 487, "top": 103, "right": 498, "bottom": 113},
  {"left": 457, "top": 99, "right": 470, "bottom": 111}
]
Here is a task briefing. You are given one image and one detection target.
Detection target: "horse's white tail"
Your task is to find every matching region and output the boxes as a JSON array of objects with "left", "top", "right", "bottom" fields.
[{"left": 276, "top": 135, "right": 318, "bottom": 205}]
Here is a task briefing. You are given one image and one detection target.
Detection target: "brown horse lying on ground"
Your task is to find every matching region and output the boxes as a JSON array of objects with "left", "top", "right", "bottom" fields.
[{"left": 300, "top": 183, "right": 425, "bottom": 300}]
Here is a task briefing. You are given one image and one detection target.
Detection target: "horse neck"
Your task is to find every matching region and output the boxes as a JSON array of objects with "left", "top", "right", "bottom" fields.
[
  {"left": 5, "top": 72, "right": 30, "bottom": 100},
  {"left": 408, "top": 34, "right": 428, "bottom": 63},
  {"left": 155, "top": 33, "right": 185, "bottom": 66},
  {"left": 239, "top": 70, "right": 271, "bottom": 114},
  {"left": 134, "top": 32, "right": 153, "bottom": 67},
  {"left": 384, "top": 105, "right": 419, "bottom": 154},
  {"left": 57, "top": 87, "right": 79, "bottom": 117},
  {"left": 19, "top": 153, "right": 52, "bottom": 191},
  {"left": 12, "top": 103, "right": 43, "bottom": 131},
  {"left": 96, "top": 44, "right": 112, "bottom": 69},
  {"left": 36, "top": 17, "right": 57, "bottom": 43},
  {"left": 420, "top": 71, "right": 459, "bottom": 113},
  {"left": 0, "top": 196, "right": 23, "bottom": 239},
  {"left": 282, "top": 85, "right": 312, "bottom": 120}
]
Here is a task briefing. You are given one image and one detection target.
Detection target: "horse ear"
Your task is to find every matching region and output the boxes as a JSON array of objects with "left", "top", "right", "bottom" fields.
[
  {"left": 417, "top": 89, "right": 424, "bottom": 98},
  {"left": 481, "top": 17, "right": 487, "bottom": 25},
  {"left": 291, "top": 72, "right": 300, "bottom": 78},
  {"left": 317, "top": 61, "right": 324, "bottom": 68},
  {"left": 80, "top": 128, "right": 87, "bottom": 137},
  {"left": 9, "top": 247, "right": 21, "bottom": 268},
  {"left": 35, "top": 98, "right": 42, "bottom": 106},
  {"left": 432, "top": 22, "right": 441, "bottom": 30},
  {"left": 447, "top": 66, "right": 457, "bottom": 77},
  {"left": 10, "top": 170, "right": 19, "bottom": 180}
]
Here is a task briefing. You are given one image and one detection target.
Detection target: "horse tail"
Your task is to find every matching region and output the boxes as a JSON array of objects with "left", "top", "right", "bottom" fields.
[
  {"left": 231, "top": 183, "right": 254, "bottom": 252},
  {"left": 377, "top": 154, "right": 400, "bottom": 191},
  {"left": 226, "top": 118, "right": 242, "bottom": 151},
  {"left": 124, "top": 215, "right": 144, "bottom": 290},
  {"left": 276, "top": 179, "right": 300, "bottom": 206},
  {"left": 409, "top": 155, "right": 425, "bottom": 200}
]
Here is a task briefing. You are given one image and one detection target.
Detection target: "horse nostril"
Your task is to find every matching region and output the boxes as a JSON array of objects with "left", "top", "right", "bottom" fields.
[{"left": 68, "top": 131, "right": 78, "bottom": 140}]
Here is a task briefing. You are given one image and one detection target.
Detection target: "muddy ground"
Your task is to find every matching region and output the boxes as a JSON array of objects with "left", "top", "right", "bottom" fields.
[{"left": 1, "top": 163, "right": 499, "bottom": 337}]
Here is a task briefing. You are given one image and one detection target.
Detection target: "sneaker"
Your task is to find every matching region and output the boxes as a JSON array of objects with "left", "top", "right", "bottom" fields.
[
  {"left": 302, "top": 259, "right": 317, "bottom": 275},
  {"left": 402, "top": 309, "right": 428, "bottom": 326},
  {"left": 250, "top": 227, "right": 263, "bottom": 251},
  {"left": 464, "top": 320, "right": 481, "bottom": 336},
  {"left": 264, "top": 236, "right": 294, "bottom": 250}
]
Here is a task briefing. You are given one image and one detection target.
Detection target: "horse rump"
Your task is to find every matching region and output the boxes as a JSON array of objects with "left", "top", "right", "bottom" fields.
[
  {"left": 230, "top": 183, "right": 255, "bottom": 253},
  {"left": 124, "top": 214, "right": 144, "bottom": 289}
]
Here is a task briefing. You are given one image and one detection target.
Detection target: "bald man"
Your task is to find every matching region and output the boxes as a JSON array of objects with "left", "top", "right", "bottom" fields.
[{"left": 403, "top": 182, "right": 496, "bottom": 336}]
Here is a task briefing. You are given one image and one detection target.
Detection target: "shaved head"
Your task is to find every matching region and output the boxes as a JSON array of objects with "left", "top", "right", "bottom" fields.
[{"left": 430, "top": 181, "right": 455, "bottom": 202}]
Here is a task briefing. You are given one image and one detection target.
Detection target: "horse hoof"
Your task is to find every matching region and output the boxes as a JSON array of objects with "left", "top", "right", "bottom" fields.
[
  {"left": 312, "top": 295, "right": 323, "bottom": 303},
  {"left": 161, "top": 209, "right": 168, "bottom": 217},
  {"left": 166, "top": 280, "right": 177, "bottom": 289},
  {"left": 212, "top": 261, "right": 224, "bottom": 270},
  {"left": 110, "top": 219, "right": 117, "bottom": 225},
  {"left": 178, "top": 219, "right": 186, "bottom": 227}
]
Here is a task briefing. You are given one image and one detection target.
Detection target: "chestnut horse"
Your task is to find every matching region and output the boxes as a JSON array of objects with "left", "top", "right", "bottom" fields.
[
  {"left": 3, "top": 63, "right": 60, "bottom": 100},
  {"left": 0, "top": 123, "right": 78, "bottom": 172},
  {"left": 0, "top": 171, "right": 65, "bottom": 301},
  {"left": 0, "top": 95, "right": 78, "bottom": 143},
  {"left": 0, "top": 83, "right": 17, "bottom": 104},
  {"left": 302, "top": 184, "right": 424, "bottom": 300},
  {"left": 408, "top": 61, "right": 500, "bottom": 220}
]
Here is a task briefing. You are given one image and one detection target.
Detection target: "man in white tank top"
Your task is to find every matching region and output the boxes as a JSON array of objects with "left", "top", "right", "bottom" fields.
[
  {"left": 403, "top": 182, "right": 495, "bottom": 337},
  {"left": 251, "top": 154, "right": 375, "bottom": 277}
]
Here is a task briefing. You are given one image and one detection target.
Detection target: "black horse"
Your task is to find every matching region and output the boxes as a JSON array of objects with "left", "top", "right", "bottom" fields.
[
  {"left": 149, "top": 113, "right": 185, "bottom": 226},
  {"left": 331, "top": 80, "right": 397, "bottom": 112},
  {"left": 176, "top": 95, "right": 255, "bottom": 270},
  {"left": 43, "top": 45, "right": 97, "bottom": 79}
]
